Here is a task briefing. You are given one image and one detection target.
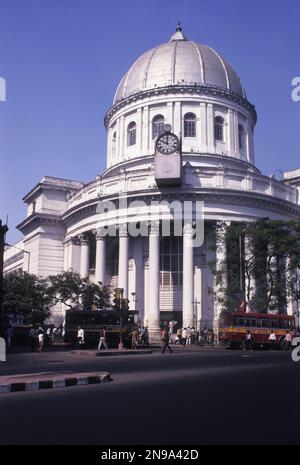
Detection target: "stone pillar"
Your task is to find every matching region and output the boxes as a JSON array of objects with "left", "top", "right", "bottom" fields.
[
  {"left": 228, "top": 109, "right": 235, "bottom": 155},
  {"left": 233, "top": 111, "right": 239, "bottom": 156},
  {"left": 173, "top": 102, "right": 181, "bottom": 137},
  {"left": 182, "top": 222, "right": 194, "bottom": 328},
  {"left": 118, "top": 224, "right": 129, "bottom": 298},
  {"left": 79, "top": 234, "right": 90, "bottom": 278},
  {"left": 214, "top": 221, "right": 229, "bottom": 332},
  {"left": 148, "top": 221, "right": 161, "bottom": 342},
  {"left": 66, "top": 237, "right": 81, "bottom": 272},
  {"left": 93, "top": 229, "right": 106, "bottom": 285},
  {"left": 142, "top": 106, "right": 149, "bottom": 155},
  {"left": 207, "top": 103, "right": 214, "bottom": 152},
  {"left": 200, "top": 102, "right": 207, "bottom": 150}
]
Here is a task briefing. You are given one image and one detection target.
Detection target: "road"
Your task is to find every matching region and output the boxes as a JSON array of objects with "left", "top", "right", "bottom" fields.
[{"left": 0, "top": 348, "right": 299, "bottom": 445}]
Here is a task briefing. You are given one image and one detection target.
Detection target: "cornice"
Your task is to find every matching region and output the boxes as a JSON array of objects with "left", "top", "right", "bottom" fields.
[
  {"left": 104, "top": 84, "right": 257, "bottom": 129},
  {"left": 62, "top": 187, "right": 300, "bottom": 226}
]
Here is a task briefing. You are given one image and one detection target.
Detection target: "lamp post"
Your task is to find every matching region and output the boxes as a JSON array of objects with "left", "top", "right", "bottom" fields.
[
  {"left": 0, "top": 220, "right": 9, "bottom": 335},
  {"left": 192, "top": 298, "right": 200, "bottom": 330}
]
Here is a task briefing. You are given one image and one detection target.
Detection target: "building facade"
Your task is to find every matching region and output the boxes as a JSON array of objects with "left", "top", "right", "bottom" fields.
[{"left": 4, "top": 25, "right": 300, "bottom": 338}]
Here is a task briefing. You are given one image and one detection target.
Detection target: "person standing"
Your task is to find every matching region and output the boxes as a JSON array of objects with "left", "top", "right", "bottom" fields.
[
  {"left": 97, "top": 328, "right": 108, "bottom": 350},
  {"left": 283, "top": 331, "right": 292, "bottom": 351},
  {"left": 131, "top": 328, "right": 139, "bottom": 350},
  {"left": 181, "top": 328, "right": 187, "bottom": 346},
  {"left": 38, "top": 331, "right": 44, "bottom": 352},
  {"left": 161, "top": 328, "right": 173, "bottom": 354},
  {"left": 241, "top": 330, "right": 255, "bottom": 350},
  {"left": 29, "top": 326, "right": 37, "bottom": 352},
  {"left": 268, "top": 330, "right": 277, "bottom": 350},
  {"left": 4, "top": 326, "right": 13, "bottom": 348},
  {"left": 77, "top": 326, "right": 85, "bottom": 346}
]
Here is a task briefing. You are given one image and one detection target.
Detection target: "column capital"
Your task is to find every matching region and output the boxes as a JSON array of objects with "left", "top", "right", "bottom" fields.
[
  {"left": 149, "top": 221, "right": 160, "bottom": 236},
  {"left": 78, "top": 233, "right": 90, "bottom": 246},
  {"left": 92, "top": 228, "right": 106, "bottom": 241},
  {"left": 183, "top": 222, "right": 194, "bottom": 236},
  {"left": 119, "top": 223, "right": 128, "bottom": 237}
]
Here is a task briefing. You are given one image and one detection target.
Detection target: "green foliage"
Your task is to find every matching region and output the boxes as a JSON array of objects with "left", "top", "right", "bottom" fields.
[
  {"left": 48, "top": 270, "right": 110, "bottom": 310},
  {"left": 3, "top": 269, "right": 112, "bottom": 325},
  {"left": 3, "top": 270, "right": 52, "bottom": 324},
  {"left": 209, "top": 220, "right": 300, "bottom": 314}
]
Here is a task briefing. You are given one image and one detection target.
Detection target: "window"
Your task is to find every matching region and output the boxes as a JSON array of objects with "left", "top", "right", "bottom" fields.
[
  {"left": 184, "top": 113, "right": 196, "bottom": 137},
  {"left": 152, "top": 115, "right": 164, "bottom": 139},
  {"left": 214, "top": 116, "right": 224, "bottom": 142},
  {"left": 127, "top": 122, "right": 136, "bottom": 146},
  {"left": 238, "top": 124, "right": 245, "bottom": 149}
]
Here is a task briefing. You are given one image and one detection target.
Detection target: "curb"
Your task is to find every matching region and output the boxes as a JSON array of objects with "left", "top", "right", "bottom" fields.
[
  {"left": 71, "top": 349, "right": 153, "bottom": 356},
  {"left": 0, "top": 372, "right": 111, "bottom": 394}
]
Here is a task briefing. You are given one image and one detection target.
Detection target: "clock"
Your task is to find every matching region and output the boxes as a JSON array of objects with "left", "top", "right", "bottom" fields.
[{"left": 156, "top": 132, "right": 180, "bottom": 155}]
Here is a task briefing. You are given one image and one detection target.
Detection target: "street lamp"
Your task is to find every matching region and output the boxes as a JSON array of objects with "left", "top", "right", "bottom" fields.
[{"left": 192, "top": 298, "right": 200, "bottom": 330}]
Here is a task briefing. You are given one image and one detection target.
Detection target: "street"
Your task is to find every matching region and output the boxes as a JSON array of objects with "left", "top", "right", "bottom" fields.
[{"left": 0, "top": 348, "right": 299, "bottom": 445}]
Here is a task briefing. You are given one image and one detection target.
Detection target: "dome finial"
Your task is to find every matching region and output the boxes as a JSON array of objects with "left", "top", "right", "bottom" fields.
[
  {"left": 176, "top": 21, "right": 182, "bottom": 32},
  {"left": 169, "top": 21, "right": 187, "bottom": 42}
]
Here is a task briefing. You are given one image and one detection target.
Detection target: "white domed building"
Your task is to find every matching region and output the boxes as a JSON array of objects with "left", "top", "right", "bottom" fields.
[{"left": 4, "top": 25, "right": 300, "bottom": 338}]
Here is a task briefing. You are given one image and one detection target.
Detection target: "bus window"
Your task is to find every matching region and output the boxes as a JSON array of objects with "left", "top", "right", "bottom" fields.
[
  {"left": 284, "top": 320, "right": 290, "bottom": 329},
  {"left": 271, "top": 320, "right": 275, "bottom": 328},
  {"left": 246, "top": 319, "right": 251, "bottom": 327},
  {"left": 261, "top": 319, "right": 267, "bottom": 328},
  {"left": 238, "top": 319, "right": 244, "bottom": 327},
  {"left": 251, "top": 319, "right": 256, "bottom": 327}
]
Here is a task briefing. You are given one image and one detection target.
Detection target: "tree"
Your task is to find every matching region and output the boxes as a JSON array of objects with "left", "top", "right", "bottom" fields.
[
  {"left": 209, "top": 220, "right": 300, "bottom": 314},
  {"left": 48, "top": 270, "right": 111, "bottom": 311},
  {"left": 48, "top": 270, "right": 82, "bottom": 310},
  {"left": 3, "top": 270, "right": 52, "bottom": 324}
]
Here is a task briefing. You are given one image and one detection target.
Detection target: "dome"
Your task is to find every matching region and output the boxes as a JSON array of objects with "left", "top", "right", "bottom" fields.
[{"left": 114, "top": 24, "right": 245, "bottom": 104}]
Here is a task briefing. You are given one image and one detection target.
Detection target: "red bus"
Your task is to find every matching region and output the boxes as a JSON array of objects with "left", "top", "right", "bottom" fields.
[{"left": 218, "top": 311, "right": 296, "bottom": 349}]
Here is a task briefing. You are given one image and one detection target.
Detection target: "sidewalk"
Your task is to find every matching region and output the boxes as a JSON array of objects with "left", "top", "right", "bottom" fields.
[{"left": 0, "top": 371, "right": 111, "bottom": 394}]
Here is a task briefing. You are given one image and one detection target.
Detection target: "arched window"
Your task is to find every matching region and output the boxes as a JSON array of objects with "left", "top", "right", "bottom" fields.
[
  {"left": 184, "top": 113, "right": 196, "bottom": 137},
  {"left": 152, "top": 115, "right": 165, "bottom": 139},
  {"left": 214, "top": 116, "right": 224, "bottom": 142},
  {"left": 238, "top": 124, "right": 245, "bottom": 149},
  {"left": 111, "top": 131, "right": 116, "bottom": 156},
  {"left": 127, "top": 122, "right": 136, "bottom": 146}
]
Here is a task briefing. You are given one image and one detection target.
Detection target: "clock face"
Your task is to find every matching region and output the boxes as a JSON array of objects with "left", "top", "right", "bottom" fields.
[{"left": 156, "top": 133, "right": 180, "bottom": 155}]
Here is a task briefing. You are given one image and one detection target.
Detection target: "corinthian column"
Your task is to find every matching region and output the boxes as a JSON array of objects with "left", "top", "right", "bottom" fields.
[
  {"left": 79, "top": 233, "right": 90, "bottom": 278},
  {"left": 93, "top": 228, "right": 106, "bottom": 285},
  {"left": 182, "top": 222, "right": 194, "bottom": 328},
  {"left": 118, "top": 224, "right": 129, "bottom": 298},
  {"left": 148, "top": 221, "right": 161, "bottom": 342}
]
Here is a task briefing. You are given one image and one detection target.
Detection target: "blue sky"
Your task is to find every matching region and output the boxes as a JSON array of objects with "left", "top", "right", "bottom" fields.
[{"left": 1, "top": 0, "right": 300, "bottom": 243}]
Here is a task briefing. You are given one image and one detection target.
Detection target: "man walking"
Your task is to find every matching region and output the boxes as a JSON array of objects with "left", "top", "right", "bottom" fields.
[
  {"left": 268, "top": 330, "right": 277, "bottom": 350},
  {"left": 97, "top": 328, "right": 108, "bottom": 350},
  {"left": 161, "top": 327, "right": 173, "bottom": 354}
]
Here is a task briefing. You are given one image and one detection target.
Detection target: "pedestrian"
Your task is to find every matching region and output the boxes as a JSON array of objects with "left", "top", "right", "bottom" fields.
[
  {"left": 181, "top": 327, "right": 187, "bottom": 345},
  {"left": 77, "top": 326, "right": 85, "bottom": 346},
  {"left": 283, "top": 331, "right": 292, "bottom": 351},
  {"left": 161, "top": 328, "right": 173, "bottom": 354},
  {"left": 191, "top": 327, "right": 196, "bottom": 345},
  {"left": 241, "top": 330, "right": 255, "bottom": 350},
  {"left": 38, "top": 331, "right": 44, "bottom": 352},
  {"left": 186, "top": 327, "right": 191, "bottom": 345},
  {"left": 131, "top": 328, "right": 139, "bottom": 350},
  {"left": 29, "top": 326, "right": 37, "bottom": 352},
  {"left": 4, "top": 326, "right": 13, "bottom": 348},
  {"left": 176, "top": 328, "right": 182, "bottom": 345},
  {"left": 268, "top": 330, "right": 277, "bottom": 350},
  {"left": 141, "top": 327, "right": 149, "bottom": 347},
  {"left": 97, "top": 328, "right": 108, "bottom": 350}
]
